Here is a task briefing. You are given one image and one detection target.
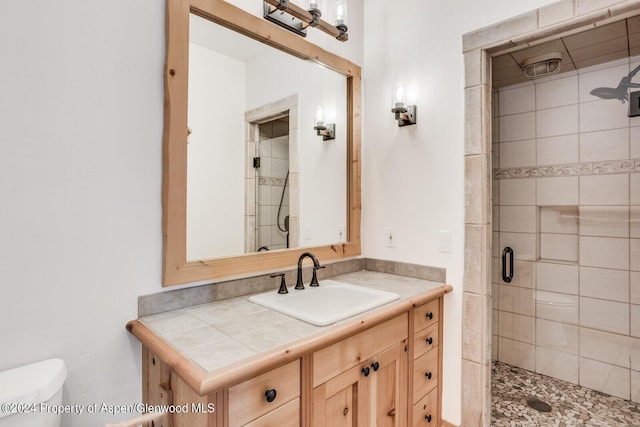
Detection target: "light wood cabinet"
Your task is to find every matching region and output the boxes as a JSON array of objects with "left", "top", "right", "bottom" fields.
[{"left": 130, "top": 296, "right": 445, "bottom": 427}]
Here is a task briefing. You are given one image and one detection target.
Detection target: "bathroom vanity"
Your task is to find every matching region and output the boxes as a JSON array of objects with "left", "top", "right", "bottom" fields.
[{"left": 125, "top": 271, "right": 451, "bottom": 427}]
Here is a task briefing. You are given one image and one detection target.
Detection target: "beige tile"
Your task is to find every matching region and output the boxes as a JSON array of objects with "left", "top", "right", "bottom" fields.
[
  {"left": 500, "top": 178, "right": 536, "bottom": 205},
  {"left": 492, "top": 307, "right": 499, "bottom": 336},
  {"left": 492, "top": 231, "right": 501, "bottom": 258},
  {"left": 633, "top": 370, "right": 640, "bottom": 404},
  {"left": 631, "top": 174, "right": 640, "bottom": 205},
  {"left": 499, "top": 84, "right": 535, "bottom": 115},
  {"left": 536, "top": 347, "right": 579, "bottom": 383},
  {"left": 577, "top": 1, "right": 626, "bottom": 17},
  {"left": 571, "top": 36, "right": 628, "bottom": 63},
  {"left": 463, "top": 292, "right": 491, "bottom": 363},
  {"left": 460, "top": 360, "right": 490, "bottom": 427},
  {"left": 580, "top": 266, "right": 629, "bottom": 302},
  {"left": 579, "top": 357, "right": 630, "bottom": 400},
  {"left": 464, "top": 224, "right": 491, "bottom": 295},
  {"left": 579, "top": 100, "right": 630, "bottom": 133},
  {"left": 509, "top": 260, "right": 536, "bottom": 288},
  {"left": 578, "top": 62, "right": 630, "bottom": 103},
  {"left": 536, "top": 291, "right": 579, "bottom": 324},
  {"left": 539, "top": 0, "right": 575, "bottom": 28},
  {"left": 537, "top": 134, "right": 579, "bottom": 166},
  {"left": 575, "top": 50, "right": 630, "bottom": 70},
  {"left": 492, "top": 334, "right": 499, "bottom": 360},
  {"left": 580, "top": 174, "right": 629, "bottom": 206},
  {"left": 463, "top": 10, "right": 538, "bottom": 52},
  {"left": 498, "top": 311, "right": 535, "bottom": 344},
  {"left": 631, "top": 127, "right": 640, "bottom": 158},
  {"left": 465, "top": 155, "right": 491, "bottom": 224},
  {"left": 465, "top": 85, "right": 490, "bottom": 156},
  {"left": 500, "top": 232, "right": 537, "bottom": 261},
  {"left": 540, "top": 233, "right": 579, "bottom": 262},
  {"left": 537, "top": 176, "right": 579, "bottom": 205},
  {"left": 537, "top": 104, "right": 579, "bottom": 138},
  {"left": 498, "top": 337, "right": 535, "bottom": 371},
  {"left": 493, "top": 205, "right": 500, "bottom": 230},
  {"left": 541, "top": 206, "right": 579, "bottom": 234},
  {"left": 536, "top": 74, "right": 579, "bottom": 110},
  {"left": 632, "top": 272, "right": 640, "bottom": 305},
  {"left": 537, "top": 318, "right": 579, "bottom": 354},
  {"left": 537, "top": 262, "right": 579, "bottom": 295},
  {"left": 580, "top": 128, "right": 629, "bottom": 162},
  {"left": 499, "top": 284, "right": 535, "bottom": 316},
  {"left": 632, "top": 239, "right": 640, "bottom": 271},
  {"left": 499, "top": 112, "right": 536, "bottom": 142},
  {"left": 579, "top": 206, "right": 629, "bottom": 237},
  {"left": 464, "top": 49, "right": 482, "bottom": 89},
  {"left": 633, "top": 305, "right": 640, "bottom": 338},
  {"left": 580, "top": 297, "right": 630, "bottom": 334},
  {"left": 500, "top": 140, "right": 536, "bottom": 168},
  {"left": 580, "top": 327, "right": 636, "bottom": 368},
  {"left": 500, "top": 206, "right": 537, "bottom": 233},
  {"left": 580, "top": 236, "right": 630, "bottom": 270}
]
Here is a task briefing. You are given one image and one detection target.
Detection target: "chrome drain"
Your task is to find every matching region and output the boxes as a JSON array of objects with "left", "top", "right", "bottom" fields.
[{"left": 527, "top": 397, "right": 552, "bottom": 412}]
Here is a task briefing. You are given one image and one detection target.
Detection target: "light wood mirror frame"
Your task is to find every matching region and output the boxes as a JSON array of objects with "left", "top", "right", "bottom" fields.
[{"left": 163, "top": 0, "right": 361, "bottom": 286}]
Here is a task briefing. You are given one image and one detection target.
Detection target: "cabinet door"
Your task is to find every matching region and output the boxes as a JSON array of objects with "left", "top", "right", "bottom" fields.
[
  {"left": 312, "top": 361, "right": 371, "bottom": 427},
  {"left": 370, "top": 342, "right": 408, "bottom": 427}
]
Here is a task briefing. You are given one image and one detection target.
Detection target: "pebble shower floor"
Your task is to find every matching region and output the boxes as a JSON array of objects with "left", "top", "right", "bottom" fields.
[{"left": 491, "top": 361, "right": 640, "bottom": 426}]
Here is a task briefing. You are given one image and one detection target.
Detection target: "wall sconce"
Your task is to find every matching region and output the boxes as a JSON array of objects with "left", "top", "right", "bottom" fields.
[
  {"left": 314, "top": 106, "right": 335, "bottom": 141},
  {"left": 263, "top": 0, "right": 348, "bottom": 41},
  {"left": 391, "top": 83, "right": 417, "bottom": 127}
]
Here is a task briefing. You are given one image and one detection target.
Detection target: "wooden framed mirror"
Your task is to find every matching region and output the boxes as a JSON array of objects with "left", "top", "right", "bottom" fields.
[{"left": 163, "top": 0, "right": 361, "bottom": 286}]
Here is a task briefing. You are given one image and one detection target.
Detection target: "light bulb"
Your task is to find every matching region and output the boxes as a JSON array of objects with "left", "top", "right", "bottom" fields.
[
  {"left": 315, "top": 106, "right": 325, "bottom": 127},
  {"left": 336, "top": 0, "right": 347, "bottom": 26},
  {"left": 392, "top": 83, "right": 406, "bottom": 109}
]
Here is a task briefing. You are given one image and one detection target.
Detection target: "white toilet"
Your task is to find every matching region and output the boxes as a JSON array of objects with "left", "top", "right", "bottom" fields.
[{"left": 0, "top": 359, "right": 67, "bottom": 427}]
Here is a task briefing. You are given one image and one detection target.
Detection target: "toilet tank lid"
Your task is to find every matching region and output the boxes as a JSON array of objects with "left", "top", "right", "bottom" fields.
[{"left": 0, "top": 359, "right": 66, "bottom": 416}]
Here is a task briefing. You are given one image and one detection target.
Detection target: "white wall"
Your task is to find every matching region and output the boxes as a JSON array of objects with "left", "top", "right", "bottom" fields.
[
  {"left": 362, "top": 0, "right": 559, "bottom": 424},
  {"left": 0, "top": 0, "right": 566, "bottom": 426}
]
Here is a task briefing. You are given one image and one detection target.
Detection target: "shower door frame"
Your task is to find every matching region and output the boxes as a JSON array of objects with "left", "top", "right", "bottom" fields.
[{"left": 461, "top": 1, "right": 640, "bottom": 426}]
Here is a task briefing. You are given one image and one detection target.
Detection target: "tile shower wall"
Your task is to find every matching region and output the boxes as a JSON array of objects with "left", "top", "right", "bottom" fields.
[
  {"left": 256, "top": 119, "right": 289, "bottom": 251},
  {"left": 492, "top": 55, "right": 640, "bottom": 403}
]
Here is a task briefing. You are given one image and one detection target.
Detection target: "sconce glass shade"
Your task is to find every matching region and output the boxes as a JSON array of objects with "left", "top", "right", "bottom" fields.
[
  {"left": 336, "top": 0, "right": 347, "bottom": 27},
  {"left": 392, "top": 83, "right": 406, "bottom": 110},
  {"left": 314, "top": 105, "right": 335, "bottom": 140},
  {"left": 314, "top": 105, "right": 325, "bottom": 129},
  {"left": 391, "top": 83, "right": 416, "bottom": 126}
]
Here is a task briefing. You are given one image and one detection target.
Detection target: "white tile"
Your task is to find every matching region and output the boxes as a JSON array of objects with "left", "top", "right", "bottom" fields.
[
  {"left": 537, "top": 318, "right": 579, "bottom": 354},
  {"left": 492, "top": 335, "right": 499, "bottom": 361},
  {"left": 580, "top": 236, "right": 629, "bottom": 270},
  {"left": 540, "top": 206, "right": 578, "bottom": 234},
  {"left": 492, "top": 206, "right": 500, "bottom": 230},
  {"left": 537, "top": 262, "right": 579, "bottom": 294},
  {"left": 633, "top": 207, "right": 640, "bottom": 239},
  {"left": 536, "top": 347, "right": 579, "bottom": 383},
  {"left": 631, "top": 127, "right": 640, "bottom": 158},
  {"left": 536, "top": 74, "right": 579, "bottom": 110},
  {"left": 492, "top": 308, "right": 499, "bottom": 336},
  {"left": 633, "top": 239, "right": 640, "bottom": 272},
  {"left": 537, "top": 104, "right": 579, "bottom": 138},
  {"left": 500, "top": 232, "right": 537, "bottom": 261},
  {"left": 632, "top": 174, "right": 640, "bottom": 205},
  {"left": 536, "top": 134, "right": 579, "bottom": 166},
  {"left": 633, "top": 370, "right": 640, "bottom": 404},
  {"left": 580, "top": 267, "right": 629, "bottom": 302},
  {"left": 499, "top": 285, "right": 535, "bottom": 316},
  {"left": 509, "top": 260, "right": 536, "bottom": 289},
  {"left": 500, "top": 178, "right": 536, "bottom": 205},
  {"left": 580, "top": 297, "right": 629, "bottom": 335},
  {"left": 498, "top": 311, "right": 535, "bottom": 343},
  {"left": 580, "top": 327, "right": 636, "bottom": 369},
  {"left": 498, "top": 112, "right": 536, "bottom": 142},
  {"left": 579, "top": 100, "right": 630, "bottom": 133},
  {"left": 579, "top": 63, "right": 631, "bottom": 103},
  {"left": 633, "top": 305, "right": 640, "bottom": 338},
  {"left": 537, "top": 176, "right": 579, "bottom": 205},
  {"left": 499, "top": 85, "right": 535, "bottom": 115},
  {"left": 540, "top": 233, "right": 578, "bottom": 262},
  {"left": 500, "top": 206, "right": 537, "bottom": 233},
  {"left": 536, "top": 292, "right": 579, "bottom": 324},
  {"left": 579, "top": 206, "right": 629, "bottom": 237},
  {"left": 500, "top": 140, "right": 536, "bottom": 168},
  {"left": 579, "top": 358, "right": 630, "bottom": 400},
  {"left": 498, "top": 337, "right": 535, "bottom": 371},
  {"left": 632, "top": 272, "right": 640, "bottom": 305},
  {"left": 492, "top": 232, "right": 500, "bottom": 257},
  {"left": 580, "top": 174, "right": 629, "bottom": 206},
  {"left": 580, "top": 128, "right": 629, "bottom": 162}
]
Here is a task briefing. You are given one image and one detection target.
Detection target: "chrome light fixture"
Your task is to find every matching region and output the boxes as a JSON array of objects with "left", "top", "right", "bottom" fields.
[
  {"left": 391, "top": 83, "right": 416, "bottom": 126},
  {"left": 263, "top": 0, "right": 348, "bottom": 41},
  {"left": 314, "top": 106, "right": 335, "bottom": 140}
]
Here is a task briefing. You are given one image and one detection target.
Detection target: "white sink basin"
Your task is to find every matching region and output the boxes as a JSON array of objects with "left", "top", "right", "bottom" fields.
[{"left": 248, "top": 280, "right": 400, "bottom": 326}]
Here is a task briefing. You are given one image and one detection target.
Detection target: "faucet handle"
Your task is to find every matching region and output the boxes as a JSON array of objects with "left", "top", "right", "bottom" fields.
[
  {"left": 271, "top": 273, "right": 288, "bottom": 294},
  {"left": 309, "top": 265, "right": 326, "bottom": 287}
]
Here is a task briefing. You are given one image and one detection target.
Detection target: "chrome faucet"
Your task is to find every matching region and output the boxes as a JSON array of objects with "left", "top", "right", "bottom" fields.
[{"left": 295, "top": 252, "right": 325, "bottom": 289}]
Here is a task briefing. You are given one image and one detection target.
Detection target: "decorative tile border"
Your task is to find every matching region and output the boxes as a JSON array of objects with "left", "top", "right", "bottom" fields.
[
  {"left": 495, "top": 159, "right": 640, "bottom": 179},
  {"left": 258, "top": 176, "right": 286, "bottom": 186}
]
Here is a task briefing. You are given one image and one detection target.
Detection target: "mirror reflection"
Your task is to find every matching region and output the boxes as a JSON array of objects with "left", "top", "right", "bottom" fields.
[{"left": 187, "top": 14, "right": 347, "bottom": 261}]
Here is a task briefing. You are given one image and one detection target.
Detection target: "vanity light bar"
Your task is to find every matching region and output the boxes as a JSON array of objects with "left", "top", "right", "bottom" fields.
[{"left": 263, "top": 0, "right": 348, "bottom": 41}]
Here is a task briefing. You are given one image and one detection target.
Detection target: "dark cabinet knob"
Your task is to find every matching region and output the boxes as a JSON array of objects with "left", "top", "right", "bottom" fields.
[
  {"left": 265, "top": 389, "right": 277, "bottom": 403},
  {"left": 371, "top": 362, "right": 380, "bottom": 371},
  {"left": 426, "top": 312, "right": 433, "bottom": 320},
  {"left": 426, "top": 337, "right": 433, "bottom": 345},
  {"left": 425, "top": 414, "right": 432, "bottom": 423},
  {"left": 425, "top": 371, "right": 432, "bottom": 380},
  {"left": 362, "top": 367, "right": 370, "bottom": 377}
]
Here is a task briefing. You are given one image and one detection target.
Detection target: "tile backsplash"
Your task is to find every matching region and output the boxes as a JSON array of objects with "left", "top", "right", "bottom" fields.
[{"left": 492, "top": 55, "right": 640, "bottom": 403}]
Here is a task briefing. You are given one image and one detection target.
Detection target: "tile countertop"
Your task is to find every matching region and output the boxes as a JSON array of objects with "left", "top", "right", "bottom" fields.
[{"left": 129, "top": 270, "right": 452, "bottom": 395}]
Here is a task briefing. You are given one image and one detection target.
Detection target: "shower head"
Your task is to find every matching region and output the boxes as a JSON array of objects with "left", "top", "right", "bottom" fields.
[{"left": 520, "top": 52, "right": 563, "bottom": 80}]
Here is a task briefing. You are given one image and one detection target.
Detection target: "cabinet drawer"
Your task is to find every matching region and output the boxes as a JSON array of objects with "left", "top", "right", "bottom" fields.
[
  {"left": 412, "top": 348, "right": 438, "bottom": 403},
  {"left": 412, "top": 387, "right": 438, "bottom": 427},
  {"left": 243, "top": 397, "right": 300, "bottom": 427},
  {"left": 229, "top": 360, "right": 300, "bottom": 427},
  {"left": 313, "top": 313, "right": 408, "bottom": 387},
  {"left": 414, "top": 299, "right": 439, "bottom": 332},
  {"left": 413, "top": 323, "right": 438, "bottom": 359}
]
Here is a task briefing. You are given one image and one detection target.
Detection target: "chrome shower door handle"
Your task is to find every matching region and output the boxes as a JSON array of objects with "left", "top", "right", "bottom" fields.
[{"left": 502, "top": 247, "right": 514, "bottom": 283}]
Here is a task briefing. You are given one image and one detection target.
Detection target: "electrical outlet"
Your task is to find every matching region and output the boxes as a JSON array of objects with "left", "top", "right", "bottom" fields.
[
  {"left": 386, "top": 228, "right": 395, "bottom": 248},
  {"left": 438, "top": 230, "right": 451, "bottom": 253},
  {"left": 338, "top": 225, "right": 346, "bottom": 242}
]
